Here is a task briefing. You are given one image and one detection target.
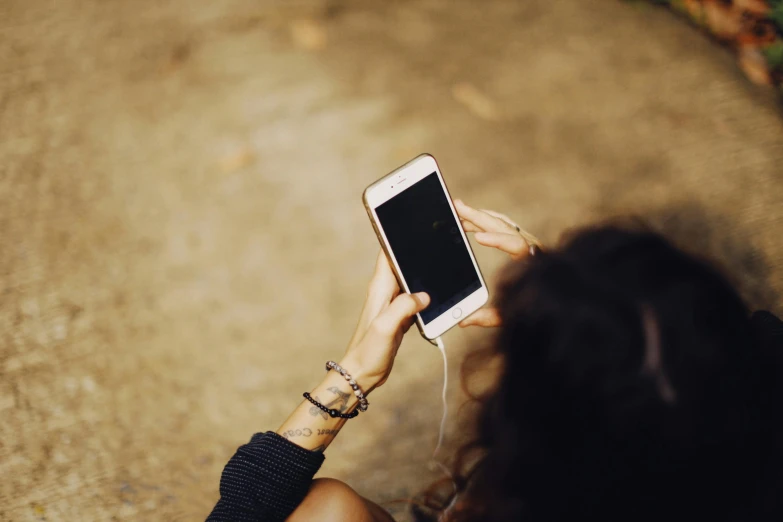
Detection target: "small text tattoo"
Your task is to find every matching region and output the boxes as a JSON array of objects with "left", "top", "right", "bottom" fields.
[
  {"left": 281, "top": 428, "right": 312, "bottom": 439},
  {"left": 317, "top": 429, "right": 339, "bottom": 436}
]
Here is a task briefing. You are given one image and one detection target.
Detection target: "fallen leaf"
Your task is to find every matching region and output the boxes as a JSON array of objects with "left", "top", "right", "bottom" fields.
[
  {"left": 290, "top": 19, "right": 327, "bottom": 51},
  {"left": 219, "top": 147, "right": 256, "bottom": 173},
  {"left": 452, "top": 82, "right": 499, "bottom": 121},
  {"left": 738, "top": 47, "right": 772, "bottom": 85},
  {"left": 703, "top": 2, "right": 741, "bottom": 39},
  {"left": 734, "top": 0, "right": 770, "bottom": 16}
]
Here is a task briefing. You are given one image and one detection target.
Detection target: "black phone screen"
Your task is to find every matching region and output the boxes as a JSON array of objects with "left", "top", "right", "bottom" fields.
[{"left": 375, "top": 172, "right": 482, "bottom": 324}]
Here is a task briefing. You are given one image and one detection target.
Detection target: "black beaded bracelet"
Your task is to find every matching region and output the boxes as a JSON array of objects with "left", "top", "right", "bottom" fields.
[{"left": 303, "top": 392, "right": 360, "bottom": 419}]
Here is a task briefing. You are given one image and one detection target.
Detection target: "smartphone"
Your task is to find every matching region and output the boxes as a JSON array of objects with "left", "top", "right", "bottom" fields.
[{"left": 363, "top": 154, "right": 489, "bottom": 340}]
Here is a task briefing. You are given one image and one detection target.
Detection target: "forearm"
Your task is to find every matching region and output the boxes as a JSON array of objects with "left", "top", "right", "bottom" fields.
[
  {"left": 209, "top": 251, "right": 429, "bottom": 521},
  {"left": 276, "top": 357, "right": 374, "bottom": 452},
  {"left": 208, "top": 358, "right": 378, "bottom": 522}
]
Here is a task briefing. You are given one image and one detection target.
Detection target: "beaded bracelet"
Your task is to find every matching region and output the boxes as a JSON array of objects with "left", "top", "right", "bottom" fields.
[
  {"left": 325, "top": 361, "right": 369, "bottom": 412},
  {"left": 303, "top": 392, "right": 359, "bottom": 419}
]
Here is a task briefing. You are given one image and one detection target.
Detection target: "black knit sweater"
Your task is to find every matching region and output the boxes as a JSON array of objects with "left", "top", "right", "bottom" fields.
[{"left": 207, "top": 432, "right": 325, "bottom": 522}]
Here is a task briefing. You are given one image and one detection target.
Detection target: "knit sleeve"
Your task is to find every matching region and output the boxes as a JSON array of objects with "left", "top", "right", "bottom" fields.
[{"left": 207, "top": 431, "right": 326, "bottom": 522}]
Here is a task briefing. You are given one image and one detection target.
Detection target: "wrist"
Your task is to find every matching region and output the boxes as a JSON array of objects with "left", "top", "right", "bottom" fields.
[{"left": 337, "top": 357, "right": 382, "bottom": 394}]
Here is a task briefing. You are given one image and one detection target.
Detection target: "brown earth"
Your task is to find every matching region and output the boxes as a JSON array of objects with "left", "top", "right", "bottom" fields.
[{"left": 1, "top": 0, "right": 782, "bottom": 520}]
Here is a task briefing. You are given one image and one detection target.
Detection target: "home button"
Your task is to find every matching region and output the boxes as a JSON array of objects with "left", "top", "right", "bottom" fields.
[{"left": 452, "top": 307, "right": 463, "bottom": 319}]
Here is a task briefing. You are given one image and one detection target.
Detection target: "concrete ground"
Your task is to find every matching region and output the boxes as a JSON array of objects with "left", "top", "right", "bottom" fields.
[{"left": 1, "top": 0, "right": 782, "bottom": 520}]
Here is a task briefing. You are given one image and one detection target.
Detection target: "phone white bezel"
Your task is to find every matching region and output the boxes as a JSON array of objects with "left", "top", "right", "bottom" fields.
[{"left": 363, "top": 154, "right": 489, "bottom": 340}]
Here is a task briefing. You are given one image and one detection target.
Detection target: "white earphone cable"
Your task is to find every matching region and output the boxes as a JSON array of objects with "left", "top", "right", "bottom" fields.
[
  {"left": 433, "top": 336, "right": 448, "bottom": 459},
  {"left": 429, "top": 336, "right": 459, "bottom": 520}
]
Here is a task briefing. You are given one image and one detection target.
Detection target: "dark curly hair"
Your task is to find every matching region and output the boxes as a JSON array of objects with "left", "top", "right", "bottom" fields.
[{"left": 415, "top": 224, "right": 783, "bottom": 522}]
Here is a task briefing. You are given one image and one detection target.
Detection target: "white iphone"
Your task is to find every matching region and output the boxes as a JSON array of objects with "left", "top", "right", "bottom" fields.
[{"left": 363, "top": 154, "right": 489, "bottom": 340}]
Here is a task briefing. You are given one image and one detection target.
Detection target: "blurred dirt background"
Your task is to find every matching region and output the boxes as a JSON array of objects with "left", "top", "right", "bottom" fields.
[{"left": 1, "top": 0, "right": 782, "bottom": 520}]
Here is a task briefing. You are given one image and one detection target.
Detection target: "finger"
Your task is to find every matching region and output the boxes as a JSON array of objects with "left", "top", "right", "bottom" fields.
[
  {"left": 368, "top": 250, "right": 400, "bottom": 300},
  {"left": 480, "top": 208, "right": 519, "bottom": 232},
  {"left": 454, "top": 199, "right": 510, "bottom": 234},
  {"left": 474, "top": 231, "right": 529, "bottom": 260},
  {"left": 372, "top": 250, "right": 395, "bottom": 283},
  {"left": 459, "top": 307, "right": 502, "bottom": 328},
  {"left": 401, "top": 314, "right": 416, "bottom": 334},
  {"left": 370, "top": 292, "right": 430, "bottom": 337},
  {"left": 460, "top": 219, "right": 483, "bottom": 233},
  {"left": 454, "top": 199, "right": 487, "bottom": 232},
  {"left": 350, "top": 252, "right": 400, "bottom": 349}
]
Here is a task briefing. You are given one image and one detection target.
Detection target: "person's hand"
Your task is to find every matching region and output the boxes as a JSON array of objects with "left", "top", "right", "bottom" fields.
[
  {"left": 340, "top": 251, "right": 430, "bottom": 392},
  {"left": 454, "top": 199, "right": 539, "bottom": 329}
]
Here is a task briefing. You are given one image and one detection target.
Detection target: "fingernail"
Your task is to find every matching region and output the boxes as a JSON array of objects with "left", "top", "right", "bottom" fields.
[{"left": 414, "top": 292, "right": 430, "bottom": 306}]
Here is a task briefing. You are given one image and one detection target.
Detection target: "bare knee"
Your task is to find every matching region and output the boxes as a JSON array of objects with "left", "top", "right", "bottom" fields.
[{"left": 287, "top": 478, "right": 378, "bottom": 522}]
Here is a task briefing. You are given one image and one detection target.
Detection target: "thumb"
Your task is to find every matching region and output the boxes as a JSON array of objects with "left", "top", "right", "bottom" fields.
[
  {"left": 372, "top": 292, "right": 430, "bottom": 336},
  {"left": 459, "top": 307, "right": 502, "bottom": 328}
]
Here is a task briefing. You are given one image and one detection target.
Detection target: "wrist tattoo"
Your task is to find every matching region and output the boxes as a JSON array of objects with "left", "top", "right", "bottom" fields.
[
  {"left": 309, "top": 395, "right": 329, "bottom": 419},
  {"left": 327, "top": 386, "right": 352, "bottom": 413},
  {"left": 308, "top": 387, "right": 352, "bottom": 419}
]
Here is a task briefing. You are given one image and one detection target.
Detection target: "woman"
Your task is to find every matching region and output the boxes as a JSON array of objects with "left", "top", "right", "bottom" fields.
[{"left": 207, "top": 200, "right": 783, "bottom": 522}]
